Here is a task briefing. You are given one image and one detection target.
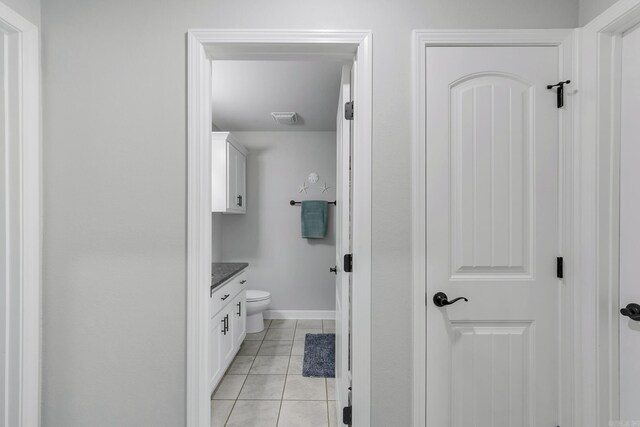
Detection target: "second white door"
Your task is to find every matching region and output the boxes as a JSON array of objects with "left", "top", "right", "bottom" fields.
[
  {"left": 335, "top": 62, "right": 353, "bottom": 424},
  {"left": 619, "top": 22, "right": 640, "bottom": 424},
  {"left": 425, "top": 45, "right": 564, "bottom": 426}
]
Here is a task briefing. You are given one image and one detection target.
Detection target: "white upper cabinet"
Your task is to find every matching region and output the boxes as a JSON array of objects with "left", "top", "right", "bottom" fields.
[{"left": 211, "top": 132, "right": 247, "bottom": 213}]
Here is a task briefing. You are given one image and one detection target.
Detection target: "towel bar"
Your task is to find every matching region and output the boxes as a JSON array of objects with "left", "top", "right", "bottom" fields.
[{"left": 290, "top": 200, "right": 336, "bottom": 206}]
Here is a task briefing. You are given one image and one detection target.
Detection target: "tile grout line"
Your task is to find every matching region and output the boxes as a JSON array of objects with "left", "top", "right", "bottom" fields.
[
  {"left": 222, "top": 399, "right": 236, "bottom": 427},
  {"left": 325, "top": 377, "right": 330, "bottom": 426},
  {"left": 275, "top": 319, "right": 295, "bottom": 427}
]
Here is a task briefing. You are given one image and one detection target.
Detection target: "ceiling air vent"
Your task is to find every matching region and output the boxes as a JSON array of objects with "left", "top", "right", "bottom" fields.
[{"left": 271, "top": 112, "right": 298, "bottom": 125}]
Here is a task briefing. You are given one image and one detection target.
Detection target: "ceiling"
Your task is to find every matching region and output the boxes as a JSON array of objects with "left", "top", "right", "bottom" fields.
[{"left": 211, "top": 60, "right": 343, "bottom": 132}]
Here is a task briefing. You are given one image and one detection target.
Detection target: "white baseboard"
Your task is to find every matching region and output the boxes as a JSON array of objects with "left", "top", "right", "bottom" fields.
[{"left": 264, "top": 310, "right": 335, "bottom": 320}]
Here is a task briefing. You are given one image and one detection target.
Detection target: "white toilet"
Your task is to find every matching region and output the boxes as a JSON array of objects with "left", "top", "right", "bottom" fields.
[{"left": 245, "top": 290, "right": 271, "bottom": 333}]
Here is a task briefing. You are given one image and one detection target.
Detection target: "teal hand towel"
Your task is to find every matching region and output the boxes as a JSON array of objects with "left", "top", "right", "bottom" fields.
[{"left": 301, "top": 200, "right": 329, "bottom": 239}]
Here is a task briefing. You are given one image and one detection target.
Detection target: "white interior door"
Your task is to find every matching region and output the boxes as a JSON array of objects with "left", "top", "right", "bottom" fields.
[
  {"left": 425, "top": 45, "right": 563, "bottom": 426},
  {"left": 619, "top": 23, "right": 640, "bottom": 424},
  {"left": 335, "top": 62, "right": 353, "bottom": 425},
  {"left": 2, "top": 31, "right": 22, "bottom": 427},
  {"left": 0, "top": 31, "right": 7, "bottom": 424}
]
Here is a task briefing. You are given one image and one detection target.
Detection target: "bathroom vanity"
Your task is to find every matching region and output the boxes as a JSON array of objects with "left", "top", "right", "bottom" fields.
[{"left": 209, "top": 262, "right": 248, "bottom": 394}]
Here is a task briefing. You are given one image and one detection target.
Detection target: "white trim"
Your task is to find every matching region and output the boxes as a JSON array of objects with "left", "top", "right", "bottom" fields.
[
  {"left": 411, "top": 29, "right": 576, "bottom": 427},
  {"left": 186, "top": 31, "right": 211, "bottom": 427},
  {"left": 0, "top": 2, "right": 41, "bottom": 426},
  {"left": 264, "top": 310, "right": 336, "bottom": 320},
  {"left": 578, "top": 2, "right": 640, "bottom": 425},
  {"left": 187, "top": 30, "right": 372, "bottom": 427}
]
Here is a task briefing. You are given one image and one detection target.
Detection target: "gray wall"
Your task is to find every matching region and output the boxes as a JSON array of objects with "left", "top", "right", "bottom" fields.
[
  {"left": 579, "top": 0, "right": 617, "bottom": 24},
  {"left": 40, "top": 0, "right": 579, "bottom": 426},
  {"left": 220, "top": 132, "right": 336, "bottom": 311},
  {"left": 4, "top": 0, "right": 40, "bottom": 26},
  {"left": 212, "top": 213, "right": 222, "bottom": 262}
]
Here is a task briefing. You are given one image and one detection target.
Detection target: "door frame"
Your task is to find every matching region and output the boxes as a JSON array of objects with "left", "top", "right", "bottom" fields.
[
  {"left": 578, "top": 1, "right": 640, "bottom": 425},
  {"left": 411, "top": 29, "right": 577, "bottom": 426},
  {"left": 186, "top": 30, "right": 373, "bottom": 427},
  {"left": 0, "top": 2, "right": 41, "bottom": 426}
]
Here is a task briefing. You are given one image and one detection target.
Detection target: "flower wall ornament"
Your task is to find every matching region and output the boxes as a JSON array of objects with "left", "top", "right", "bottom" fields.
[{"left": 308, "top": 172, "right": 319, "bottom": 184}]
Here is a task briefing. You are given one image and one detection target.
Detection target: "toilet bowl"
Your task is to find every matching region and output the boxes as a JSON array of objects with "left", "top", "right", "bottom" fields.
[{"left": 246, "top": 290, "right": 271, "bottom": 333}]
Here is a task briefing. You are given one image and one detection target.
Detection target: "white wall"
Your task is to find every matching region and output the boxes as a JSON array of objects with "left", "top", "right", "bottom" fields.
[
  {"left": 579, "top": 0, "right": 618, "bottom": 24},
  {"left": 40, "top": 0, "right": 579, "bottom": 425},
  {"left": 220, "top": 132, "right": 336, "bottom": 311}
]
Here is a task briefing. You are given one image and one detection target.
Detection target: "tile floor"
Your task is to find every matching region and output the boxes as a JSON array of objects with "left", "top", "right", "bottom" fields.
[{"left": 211, "top": 319, "right": 338, "bottom": 427}]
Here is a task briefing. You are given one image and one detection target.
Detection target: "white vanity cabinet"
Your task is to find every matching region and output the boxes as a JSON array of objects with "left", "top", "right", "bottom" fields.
[
  {"left": 208, "top": 270, "right": 248, "bottom": 394},
  {"left": 211, "top": 132, "right": 247, "bottom": 214},
  {"left": 218, "top": 305, "right": 235, "bottom": 367},
  {"left": 231, "top": 290, "right": 247, "bottom": 349},
  {"left": 208, "top": 312, "right": 224, "bottom": 392}
]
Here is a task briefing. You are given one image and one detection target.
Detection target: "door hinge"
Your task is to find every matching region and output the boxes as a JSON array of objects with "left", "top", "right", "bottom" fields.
[
  {"left": 557, "top": 257, "right": 564, "bottom": 279},
  {"left": 342, "top": 406, "right": 352, "bottom": 425},
  {"left": 344, "top": 101, "right": 354, "bottom": 120},
  {"left": 343, "top": 254, "right": 353, "bottom": 273}
]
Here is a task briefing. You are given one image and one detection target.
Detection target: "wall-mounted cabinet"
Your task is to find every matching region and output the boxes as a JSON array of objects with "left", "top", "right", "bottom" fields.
[{"left": 212, "top": 132, "right": 247, "bottom": 214}]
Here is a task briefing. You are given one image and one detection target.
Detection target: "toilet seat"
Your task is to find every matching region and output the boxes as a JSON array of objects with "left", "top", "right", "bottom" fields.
[{"left": 247, "top": 290, "right": 270, "bottom": 302}]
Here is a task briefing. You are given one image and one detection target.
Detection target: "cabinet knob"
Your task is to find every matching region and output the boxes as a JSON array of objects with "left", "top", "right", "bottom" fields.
[{"left": 221, "top": 294, "right": 230, "bottom": 301}]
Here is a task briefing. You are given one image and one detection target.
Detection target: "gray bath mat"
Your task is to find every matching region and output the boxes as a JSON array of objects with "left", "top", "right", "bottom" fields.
[{"left": 302, "top": 333, "right": 335, "bottom": 378}]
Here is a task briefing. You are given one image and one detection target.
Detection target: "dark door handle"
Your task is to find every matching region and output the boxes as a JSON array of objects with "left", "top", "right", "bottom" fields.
[
  {"left": 237, "top": 195, "right": 243, "bottom": 207},
  {"left": 221, "top": 294, "right": 230, "bottom": 301},
  {"left": 237, "top": 301, "right": 242, "bottom": 317},
  {"left": 621, "top": 303, "right": 640, "bottom": 321},
  {"left": 433, "top": 292, "right": 468, "bottom": 307},
  {"left": 330, "top": 266, "right": 337, "bottom": 274}
]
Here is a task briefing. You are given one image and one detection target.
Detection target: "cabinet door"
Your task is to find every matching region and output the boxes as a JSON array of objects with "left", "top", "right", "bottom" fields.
[
  {"left": 209, "top": 311, "right": 225, "bottom": 393},
  {"left": 220, "top": 308, "right": 235, "bottom": 368},
  {"left": 226, "top": 143, "right": 246, "bottom": 213},
  {"left": 236, "top": 150, "right": 246, "bottom": 213},
  {"left": 226, "top": 144, "right": 238, "bottom": 210},
  {"left": 232, "top": 291, "right": 247, "bottom": 349}
]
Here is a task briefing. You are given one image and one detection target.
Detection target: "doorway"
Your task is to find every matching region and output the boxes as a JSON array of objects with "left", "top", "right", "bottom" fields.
[
  {"left": 411, "top": 30, "right": 576, "bottom": 426},
  {"left": 208, "top": 58, "right": 349, "bottom": 426},
  {"left": 186, "top": 31, "right": 372, "bottom": 427}
]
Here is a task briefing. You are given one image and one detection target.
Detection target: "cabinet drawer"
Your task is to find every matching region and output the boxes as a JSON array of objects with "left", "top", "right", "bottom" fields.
[{"left": 210, "top": 271, "right": 248, "bottom": 318}]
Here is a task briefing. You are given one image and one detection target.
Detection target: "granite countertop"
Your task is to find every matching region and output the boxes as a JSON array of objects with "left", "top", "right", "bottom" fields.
[{"left": 211, "top": 262, "right": 248, "bottom": 292}]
